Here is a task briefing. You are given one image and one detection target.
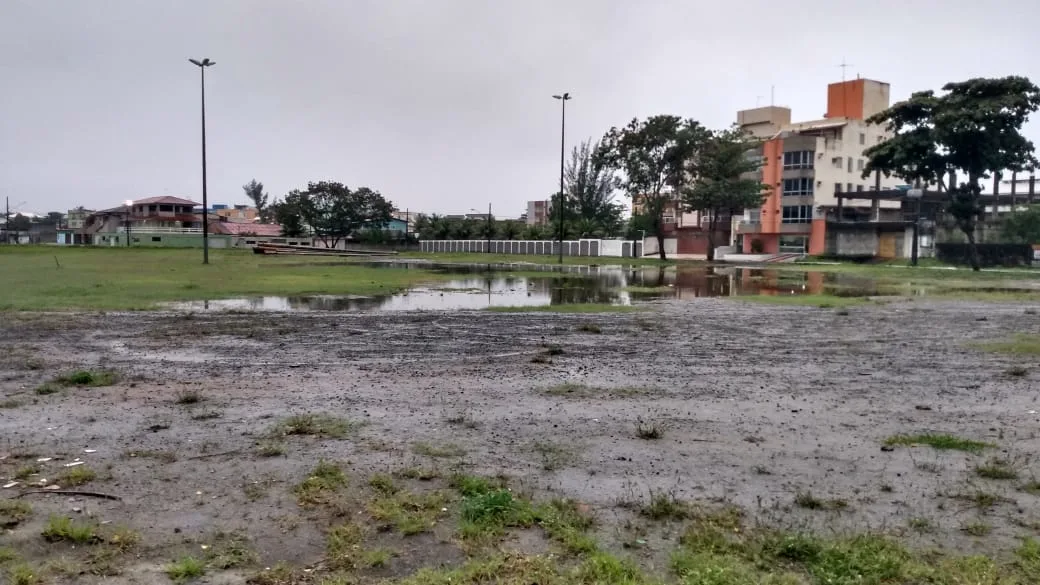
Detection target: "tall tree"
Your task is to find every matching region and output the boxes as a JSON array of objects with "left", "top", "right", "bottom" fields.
[
  {"left": 563, "top": 139, "right": 625, "bottom": 237},
  {"left": 682, "top": 128, "right": 768, "bottom": 261},
  {"left": 863, "top": 76, "right": 1040, "bottom": 270},
  {"left": 597, "top": 116, "right": 710, "bottom": 259},
  {"left": 272, "top": 193, "right": 306, "bottom": 237},
  {"left": 276, "top": 182, "right": 394, "bottom": 246},
  {"left": 243, "top": 179, "right": 270, "bottom": 222}
]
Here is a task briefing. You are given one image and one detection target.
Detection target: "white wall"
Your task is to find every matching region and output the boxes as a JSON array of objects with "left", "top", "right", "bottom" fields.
[{"left": 812, "top": 120, "right": 900, "bottom": 209}]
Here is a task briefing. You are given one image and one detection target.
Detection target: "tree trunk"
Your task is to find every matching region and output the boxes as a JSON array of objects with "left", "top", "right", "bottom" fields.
[
  {"left": 964, "top": 226, "right": 981, "bottom": 271},
  {"left": 705, "top": 212, "right": 717, "bottom": 262},
  {"left": 656, "top": 230, "right": 666, "bottom": 260}
]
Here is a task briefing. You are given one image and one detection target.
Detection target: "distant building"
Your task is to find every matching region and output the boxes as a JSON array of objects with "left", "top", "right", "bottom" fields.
[
  {"left": 211, "top": 204, "right": 258, "bottom": 223},
  {"left": 733, "top": 78, "right": 901, "bottom": 255},
  {"left": 526, "top": 200, "right": 550, "bottom": 226}
]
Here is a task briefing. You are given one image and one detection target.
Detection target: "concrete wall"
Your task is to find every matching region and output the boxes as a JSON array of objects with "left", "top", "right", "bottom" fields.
[{"left": 419, "top": 239, "right": 641, "bottom": 258}]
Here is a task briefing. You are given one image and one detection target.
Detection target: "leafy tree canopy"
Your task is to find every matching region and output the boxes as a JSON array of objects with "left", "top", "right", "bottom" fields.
[{"left": 863, "top": 76, "right": 1040, "bottom": 269}]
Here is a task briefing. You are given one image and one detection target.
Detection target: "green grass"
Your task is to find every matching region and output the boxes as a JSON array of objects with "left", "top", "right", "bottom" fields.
[
  {"left": 486, "top": 303, "right": 644, "bottom": 313},
  {"left": 0, "top": 398, "right": 24, "bottom": 409},
  {"left": 165, "top": 555, "right": 205, "bottom": 582},
  {"left": 36, "top": 369, "right": 119, "bottom": 395},
  {"left": 294, "top": 460, "right": 348, "bottom": 506},
  {"left": 972, "top": 334, "right": 1040, "bottom": 356},
  {"left": 975, "top": 459, "right": 1019, "bottom": 480},
  {"left": 734, "top": 293, "right": 869, "bottom": 308},
  {"left": 5, "top": 563, "right": 41, "bottom": 585},
  {"left": 459, "top": 488, "right": 537, "bottom": 539},
  {"left": 0, "top": 500, "right": 32, "bottom": 527},
  {"left": 41, "top": 515, "right": 98, "bottom": 544},
  {"left": 368, "top": 490, "right": 450, "bottom": 536},
  {"left": 883, "top": 433, "right": 993, "bottom": 453},
  {"left": 271, "top": 414, "right": 360, "bottom": 439},
  {"left": 542, "top": 383, "right": 648, "bottom": 398},
  {"left": 203, "top": 532, "right": 256, "bottom": 569},
  {"left": 0, "top": 246, "right": 454, "bottom": 311},
  {"left": 794, "top": 491, "right": 849, "bottom": 511},
  {"left": 641, "top": 492, "right": 691, "bottom": 521},
  {"left": 326, "top": 522, "right": 365, "bottom": 570},
  {"left": 57, "top": 466, "right": 97, "bottom": 487}
]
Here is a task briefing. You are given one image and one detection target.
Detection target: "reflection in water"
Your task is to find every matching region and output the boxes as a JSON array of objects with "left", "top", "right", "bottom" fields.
[{"left": 167, "top": 263, "right": 893, "bottom": 312}]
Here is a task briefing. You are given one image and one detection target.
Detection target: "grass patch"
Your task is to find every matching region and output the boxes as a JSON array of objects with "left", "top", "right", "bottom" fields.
[
  {"left": 397, "top": 467, "right": 440, "bottom": 481},
  {"left": 174, "top": 389, "right": 204, "bottom": 404},
  {"left": 369, "top": 473, "right": 399, "bottom": 495},
  {"left": 271, "top": 414, "right": 359, "bottom": 439},
  {"left": 794, "top": 491, "right": 849, "bottom": 511},
  {"left": 256, "top": 441, "right": 286, "bottom": 457},
  {"left": 532, "top": 441, "right": 578, "bottom": 471},
  {"left": 972, "top": 334, "right": 1040, "bottom": 355},
  {"left": 1006, "top": 365, "right": 1030, "bottom": 377},
  {"left": 450, "top": 473, "right": 504, "bottom": 497},
  {"left": 487, "top": 303, "right": 643, "bottom": 313},
  {"left": 369, "top": 490, "right": 450, "bottom": 536},
  {"left": 536, "top": 499, "right": 598, "bottom": 554},
  {"left": 13, "top": 465, "right": 39, "bottom": 480},
  {"left": 0, "top": 500, "right": 32, "bottom": 527},
  {"left": 203, "top": 532, "right": 256, "bottom": 569},
  {"left": 962, "top": 520, "right": 992, "bottom": 536},
  {"left": 975, "top": 458, "right": 1019, "bottom": 480},
  {"left": 1021, "top": 480, "right": 1040, "bottom": 495},
  {"left": 459, "top": 488, "right": 536, "bottom": 539},
  {"left": 883, "top": 433, "right": 992, "bottom": 453},
  {"left": 948, "top": 491, "right": 1010, "bottom": 509},
  {"left": 641, "top": 492, "right": 690, "bottom": 521},
  {"left": 635, "top": 418, "right": 664, "bottom": 440},
  {"left": 35, "top": 369, "right": 118, "bottom": 394},
  {"left": 735, "top": 293, "right": 868, "bottom": 308},
  {"left": 294, "top": 460, "right": 347, "bottom": 507},
  {"left": 412, "top": 441, "right": 467, "bottom": 458},
  {"left": 0, "top": 398, "right": 23, "bottom": 409},
  {"left": 326, "top": 522, "right": 364, "bottom": 570},
  {"left": 191, "top": 409, "right": 223, "bottom": 420},
  {"left": 907, "top": 517, "right": 934, "bottom": 533},
  {"left": 5, "top": 564, "right": 41, "bottom": 585},
  {"left": 0, "top": 247, "right": 455, "bottom": 311},
  {"left": 576, "top": 322, "right": 602, "bottom": 334},
  {"left": 166, "top": 556, "right": 205, "bottom": 582},
  {"left": 41, "top": 515, "right": 99, "bottom": 544},
  {"left": 57, "top": 466, "right": 97, "bottom": 487}
]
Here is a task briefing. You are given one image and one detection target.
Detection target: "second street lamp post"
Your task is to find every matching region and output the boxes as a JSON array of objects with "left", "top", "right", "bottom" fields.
[
  {"left": 189, "top": 57, "right": 215, "bottom": 264},
  {"left": 553, "top": 93, "right": 571, "bottom": 264}
]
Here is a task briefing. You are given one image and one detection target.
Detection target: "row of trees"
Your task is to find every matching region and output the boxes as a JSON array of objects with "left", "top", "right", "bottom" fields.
[{"left": 260, "top": 180, "right": 396, "bottom": 248}]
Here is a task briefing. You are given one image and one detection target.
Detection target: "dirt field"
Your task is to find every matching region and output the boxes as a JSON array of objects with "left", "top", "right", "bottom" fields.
[{"left": 2, "top": 298, "right": 1039, "bottom": 584}]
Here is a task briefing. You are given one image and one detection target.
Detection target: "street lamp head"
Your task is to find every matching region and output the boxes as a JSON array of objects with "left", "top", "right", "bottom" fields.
[
  {"left": 552, "top": 93, "right": 572, "bottom": 101},
  {"left": 189, "top": 58, "right": 215, "bottom": 67},
  {"left": 124, "top": 199, "right": 134, "bottom": 207}
]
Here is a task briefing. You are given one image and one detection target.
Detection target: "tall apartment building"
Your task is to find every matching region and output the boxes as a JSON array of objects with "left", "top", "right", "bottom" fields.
[
  {"left": 526, "top": 199, "right": 550, "bottom": 226},
  {"left": 734, "top": 78, "right": 900, "bottom": 255}
]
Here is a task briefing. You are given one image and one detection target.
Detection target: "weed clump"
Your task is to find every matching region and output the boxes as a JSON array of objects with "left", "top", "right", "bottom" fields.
[{"left": 883, "top": 433, "right": 992, "bottom": 453}]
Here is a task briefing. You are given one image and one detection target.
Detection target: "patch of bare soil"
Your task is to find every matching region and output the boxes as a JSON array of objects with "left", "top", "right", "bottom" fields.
[{"left": 1, "top": 299, "right": 1039, "bottom": 583}]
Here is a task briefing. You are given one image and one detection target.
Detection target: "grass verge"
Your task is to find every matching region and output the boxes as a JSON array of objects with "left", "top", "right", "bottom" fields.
[{"left": 883, "top": 433, "right": 992, "bottom": 453}]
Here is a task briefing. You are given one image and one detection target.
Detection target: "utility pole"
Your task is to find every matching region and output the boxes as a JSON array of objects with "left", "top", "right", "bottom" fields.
[
  {"left": 552, "top": 93, "right": 571, "bottom": 264},
  {"left": 4, "top": 197, "right": 9, "bottom": 245},
  {"left": 486, "top": 202, "right": 492, "bottom": 254},
  {"left": 189, "top": 58, "right": 215, "bottom": 264}
]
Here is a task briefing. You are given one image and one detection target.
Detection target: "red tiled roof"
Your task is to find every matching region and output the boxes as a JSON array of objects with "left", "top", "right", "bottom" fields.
[
  {"left": 133, "top": 214, "right": 199, "bottom": 223},
  {"left": 212, "top": 223, "right": 283, "bottom": 237},
  {"left": 132, "top": 196, "right": 200, "bottom": 206}
]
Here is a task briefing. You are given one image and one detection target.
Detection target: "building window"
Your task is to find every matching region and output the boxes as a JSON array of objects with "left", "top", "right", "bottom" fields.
[
  {"left": 781, "top": 205, "right": 813, "bottom": 224},
  {"left": 662, "top": 214, "right": 675, "bottom": 224},
  {"left": 847, "top": 182, "right": 853, "bottom": 193},
  {"left": 834, "top": 182, "right": 843, "bottom": 194},
  {"left": 859, "top": 133, "right": 866, "bottom": 145},
  {"left": 856, "top": 185, "right": 864, "bottom": 192},
  {"left": 831, "top": 157, "right": 843, "bottom": 169},
  {"left": 149, "top": 205, "right": 157, "bottom": 212},
  {"left": 779, "top": 235, "right": 808, "bottom": 252},
  {"left": 159, "top": 205, "right": 173, "bottom": 212},
  {"left": 782, "top": 150, "right": 814, "bottom": 169},
  {"left": 847, "top": 157, "right": 853, "bottom": 172},
  {"left": 746, "top": 210, "right": 761, "bottom": 224},
  {"left": 857, "top": 159, "right": 864, "bottom": 171},
  {"left": 151, "top": 236, "right": 161, "bottom": 242},
  {"left": 782, "top": 178, "right": 813, "bottom": 196}
]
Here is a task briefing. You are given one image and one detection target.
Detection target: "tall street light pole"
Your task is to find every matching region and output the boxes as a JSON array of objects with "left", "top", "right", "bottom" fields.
[
  {"left": 553, "top": 93, "right": 571, "bottom": 264},
  {"left": 189, "top": 58, "right": 215, "bottom": 264}
]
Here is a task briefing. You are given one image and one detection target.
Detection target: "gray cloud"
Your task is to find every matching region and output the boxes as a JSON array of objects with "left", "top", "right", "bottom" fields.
[{"left": 2, "top": 0, "right": 1038, "bottom": 216}]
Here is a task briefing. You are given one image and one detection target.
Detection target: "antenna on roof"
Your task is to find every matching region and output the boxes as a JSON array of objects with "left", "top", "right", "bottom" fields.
[
  {"left": 771, "top": 85, "right": 775, "bottom": 106},
  {"left": 838, "top": 58, "right": 853, "bottom": 82}
]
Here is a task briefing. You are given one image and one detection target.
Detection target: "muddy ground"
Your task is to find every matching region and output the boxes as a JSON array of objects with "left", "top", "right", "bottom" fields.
[{"left": 1, "top": 298, "right": 1039, "bottom": 583}]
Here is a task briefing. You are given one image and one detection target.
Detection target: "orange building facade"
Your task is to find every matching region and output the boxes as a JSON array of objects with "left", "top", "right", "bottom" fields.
[{"left": 735, "top": 78, "right": 898, "bottom": 256}]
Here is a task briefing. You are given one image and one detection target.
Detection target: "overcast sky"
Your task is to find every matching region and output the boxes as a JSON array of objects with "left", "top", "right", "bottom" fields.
[{"left": 3, "top": 0, "right": 1039, "bottom": 218}]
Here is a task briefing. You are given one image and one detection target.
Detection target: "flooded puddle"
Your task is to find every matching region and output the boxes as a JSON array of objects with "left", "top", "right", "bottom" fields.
[{"left": 168, "top": 262, "right": 896, "bottom": 312}]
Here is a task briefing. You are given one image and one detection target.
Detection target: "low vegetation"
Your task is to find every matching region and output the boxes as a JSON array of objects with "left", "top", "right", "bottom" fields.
[
  {"left": 272, "top": 414, "right": 360, "bottom": 439},
  {"left": 883, "top": 433, "right": 992, "bottom": 453},
  {"left": 971, "top": 334, "right": 1040, "bottom": 355},
  {"left": 794, "top": 491, "right": 849, "bottom": 511},
  {"left": 0, "top": 500, "right": 32, "bottom": 527},
  {"left": 35, "top": 369, "right": 118, "bottom": 394},
  {"left": 165, "top": 556, "right": 205, "bottom": 583},
  {"left": 975, "top": 458, "right": 1019, "bottom": 480},
  {"left": 412, "top": 441, "right": 467, "bottom": 458},
  {"left": 57, "top": 465, "right": 97, "bottom": 487},
  {"left": 368, "top": 489, "right": 449, "bottom": 535},
  {"left": 487, "top": 303, "right": 643, "bottom": 313},
  {"left": 294, "top": 460, "right": 348, "bottom": 506},
  {"left": 41, "top": 516, "right": 98, "bottom": 544}
]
